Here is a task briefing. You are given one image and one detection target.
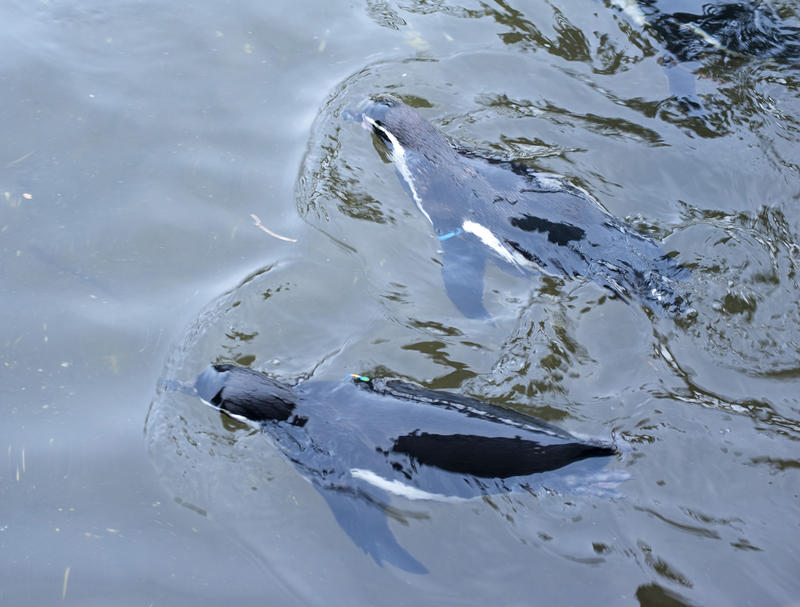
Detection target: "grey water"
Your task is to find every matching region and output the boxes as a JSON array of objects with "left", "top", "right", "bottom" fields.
[{"left": 2, "top": 1, "right": 799, "bottom": 605}]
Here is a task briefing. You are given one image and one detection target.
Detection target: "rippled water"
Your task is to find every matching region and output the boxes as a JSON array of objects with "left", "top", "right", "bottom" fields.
[{"left": 3, "top": 0, "right": 799, "bottom": 605}]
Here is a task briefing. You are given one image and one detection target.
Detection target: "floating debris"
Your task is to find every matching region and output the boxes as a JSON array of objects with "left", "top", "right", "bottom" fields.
[
  {"left": 5, "top": 151, "right": 34, "bottom": 168},
  {"left": 250, "top": 214, "right": 297, "bottom": 242},
  {"left": 62, "top": 566, "right": 70, "bottom": 600}
]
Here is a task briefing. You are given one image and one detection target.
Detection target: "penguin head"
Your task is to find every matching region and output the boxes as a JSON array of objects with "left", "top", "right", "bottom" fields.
[
  {"left": 361, "top": 98, "right": 445, "bottom": 157},
  {"left": 194, "top": 364, "right": 296, "bottom": 424}
]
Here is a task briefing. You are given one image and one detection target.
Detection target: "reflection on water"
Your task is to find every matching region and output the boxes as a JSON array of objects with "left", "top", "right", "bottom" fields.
[
  {"left": 477, "top": 91, "right": 666, "bottom": 145},
  {"left": 674, "top": 204, "right": 800, "bottom": 376},
  {"left": 365, "top": 0, "right": 800, "bottom": 143}
]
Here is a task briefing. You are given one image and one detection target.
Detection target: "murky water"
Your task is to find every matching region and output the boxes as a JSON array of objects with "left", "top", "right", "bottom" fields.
[{"left": 3, "top": 0, "right": 799, "bottom": 605}]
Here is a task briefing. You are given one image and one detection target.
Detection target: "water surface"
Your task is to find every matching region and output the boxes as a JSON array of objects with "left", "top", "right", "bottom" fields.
[{"left": 2, "top": 0, "right": 799, "bottom": 605}]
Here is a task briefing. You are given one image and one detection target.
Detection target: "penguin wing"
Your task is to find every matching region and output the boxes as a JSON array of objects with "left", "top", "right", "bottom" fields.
[
  {"left": 439, "top": 232, "right": 491, "bottom": 320},
  {"left": 314, "top": 482, "right": 428, "bottom": 574}
]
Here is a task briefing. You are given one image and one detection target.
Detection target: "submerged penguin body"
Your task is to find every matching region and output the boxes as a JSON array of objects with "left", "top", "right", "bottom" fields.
[
  {"left": 190, "top": 364, "right": 617, "bottom": 573},
  {"left": 358, "top": 99, "right": 689, "bottom": 319}
]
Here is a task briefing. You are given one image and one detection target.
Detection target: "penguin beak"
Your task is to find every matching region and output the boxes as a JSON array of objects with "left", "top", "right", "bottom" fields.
[
  {"left": 342, "top": 98, "right": 390, "bottom": 126},
  {"left": 342, "top": 105, "right": 392, "bottom": 149},
  {"left": 341, "top": 108, "right": 364, "bottom": 124},
  {"left": 360, "top": 114, "right": 377, "bottom": 132},
  {"left": 349, "top": 98, "right": 402, "bottom": 158}
]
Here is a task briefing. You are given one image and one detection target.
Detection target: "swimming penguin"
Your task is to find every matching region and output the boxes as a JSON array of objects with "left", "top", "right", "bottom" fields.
[
  {"left": 355, "top": 98, "right": 690, "bottom": 319},
  {"left": 181, "top": 363, "right": 617, "bottom": 574}
]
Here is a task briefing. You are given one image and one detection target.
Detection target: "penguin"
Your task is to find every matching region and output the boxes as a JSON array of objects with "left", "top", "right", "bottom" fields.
[
  {"left": 178, "top": 363, "right": 618, "bottom": 574},
  {"left": 355, "top": 98, "right": 691, "bottom": 319}
]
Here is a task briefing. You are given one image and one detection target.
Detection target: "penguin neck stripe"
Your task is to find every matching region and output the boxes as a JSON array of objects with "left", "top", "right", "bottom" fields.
[{"left": 363, "top": 114, "right": 433, "bottom": 226}]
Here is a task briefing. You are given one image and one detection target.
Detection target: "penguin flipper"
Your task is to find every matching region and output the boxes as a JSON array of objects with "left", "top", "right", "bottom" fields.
[
  {"left": 316, "top": 484, "right": 428, "bottom": 574},
  {"left": 440, "top": 234, "right": 490, "bottom": 320}
]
